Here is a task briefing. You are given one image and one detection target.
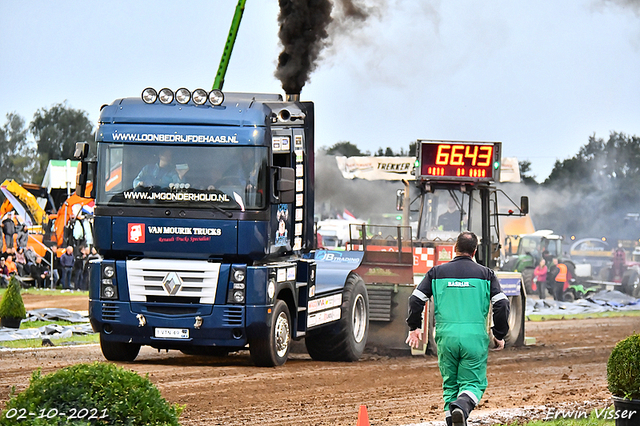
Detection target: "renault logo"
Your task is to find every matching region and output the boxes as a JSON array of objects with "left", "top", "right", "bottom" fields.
[{"left": 162, "top": 272, "right": 183, "bottom": 295}]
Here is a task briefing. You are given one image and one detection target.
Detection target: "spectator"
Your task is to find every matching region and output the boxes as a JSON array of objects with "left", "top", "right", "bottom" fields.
[
  {"left": 49, "top": 245, "right": 61, "bottom": 288},
  {"left": 1, "top": 211, "right": 16, "bottom": 254},
  {"left": 549, "top": 258, "right": 571, "bottom": 301},
  {"left": 60, "top": 246, "right": 75, "bottom": 289},
  {"left": 16, "top": 224, "right": 29, "bottom": 250},
  {"left": 30, "top": 256, "right": 50, "bottom": 289},
  {"left": 533, "top": 259, "right": 548, "bottom": 300},
  {"left": 5, "top": 255, "right": 18, "bottom": 275},
  {"left": 15, "top": 247, "right": 27, "bottom": 277},
  {"left": 72, "top": 246, "right": 88, "bottom": 290},
  {"left": 0, "top": 257, "right": 10, "bottom": 287},
  {"left": 72, "top": 214, "right": 86, "bottom": 248},
  {"left": 24, "top": 246, "right": 37, "bottom": 273}
]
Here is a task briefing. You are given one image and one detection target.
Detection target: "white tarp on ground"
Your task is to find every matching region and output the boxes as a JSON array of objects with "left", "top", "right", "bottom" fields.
[
  {"left": 24, "top": 308, "right": 89, "bottom": 323},
  {"left": 0, "top": 308, "right": 93, "bottom": 342},
  {"left": 526, "top": 290, "right": 640, "bottom": 316}
]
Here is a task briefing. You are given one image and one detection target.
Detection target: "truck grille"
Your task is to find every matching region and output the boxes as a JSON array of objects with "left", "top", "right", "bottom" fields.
[
  {"left": 223, "top": 307, "right": 243, "bottom": 326},
  {"left": 126, "top": 259, "right": 220, "bottom": 304},
  {"left": 102, "top": 303, "right": 119, "bottom": 321}
]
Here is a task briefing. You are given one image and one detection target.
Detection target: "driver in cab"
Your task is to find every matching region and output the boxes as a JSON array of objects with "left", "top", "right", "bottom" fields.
[
  {"left": 438, "top": 198, "right": 462, "bottom": 231},
  {"left": 133, "top": 149, "right": 173, "bottom": 188}
]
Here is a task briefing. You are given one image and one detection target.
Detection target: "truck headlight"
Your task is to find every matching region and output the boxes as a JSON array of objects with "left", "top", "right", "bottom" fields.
[
  {"left": 102, "top": 283, "right": 117, "bottom": 299},
  {"left": 233, "top": 269, "right": 245, "bottom": 282},
  {"left": 103, "top": 265, "right": 115, "bottom": 279},
  {"left": 101, "top": 265, "right": 118, "bottom": 300},
  {"left": 159, "top": 88, "right": 174, "bottom": 104},
  {"left": 232, "top": 290, "right": 245, "bottom": 303},
  {"left": 228, "top": 265, "right": 246, "bottom": 304},
  {"left": 175, "top": 88, "right": 191, "bottom": 104},
  {"left": 192, "top": 89, "right": 207, "bottom": 105},
  {"left": 209, "top": 90, "right": 224, "bottom": 106},
  {"left": 142, "top": 88, "right": 158, "bottom": 104}
]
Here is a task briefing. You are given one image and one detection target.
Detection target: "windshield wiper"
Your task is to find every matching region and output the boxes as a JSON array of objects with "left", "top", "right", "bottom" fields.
[{"left": 213, "top": 205, "right": 233, "bottom": 218}]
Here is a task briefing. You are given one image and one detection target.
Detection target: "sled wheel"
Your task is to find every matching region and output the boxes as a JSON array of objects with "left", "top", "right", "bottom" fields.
[{"left": 504, "top": 285, "right": 525, "bottom": 347}]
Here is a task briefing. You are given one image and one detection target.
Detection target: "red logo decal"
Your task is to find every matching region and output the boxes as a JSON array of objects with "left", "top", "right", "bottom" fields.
[{"left": 128, "top": 223, "right": 145, "bottom": 243}]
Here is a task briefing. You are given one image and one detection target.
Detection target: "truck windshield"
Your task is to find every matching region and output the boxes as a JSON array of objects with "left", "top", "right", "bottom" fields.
[
  {"left": 96, "top": 144, "right": 268, "bottom": 210},
  {"left": 416, "top": 189, "right": 471, "bottom": 241}
]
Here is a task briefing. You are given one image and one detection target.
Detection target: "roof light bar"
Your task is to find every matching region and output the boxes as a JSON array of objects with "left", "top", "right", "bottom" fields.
[{"left": 140, "top": 88, "right": 224, "bottom": 106}]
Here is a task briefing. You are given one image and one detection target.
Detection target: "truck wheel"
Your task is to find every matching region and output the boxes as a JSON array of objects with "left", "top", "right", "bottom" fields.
[
  {"left": 100, "top": 335, "right": 141, "bottom": 362},
  {"left": 504, "top": 286, "right": 525, "bottom": 347},
  {"left": 305, "top": 274, "right": 369, "bottom": 362},
  {"left": 249, "top": 299, "right": 291, "bottom": 367}
]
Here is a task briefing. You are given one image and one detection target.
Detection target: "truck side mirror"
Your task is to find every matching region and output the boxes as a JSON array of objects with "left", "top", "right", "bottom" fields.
[
  {"left": 520, "top": 196, "right": 529, "bottom": 215},
  {"left": 274, "top": 167, "right": 295, "bottom": 204},
  {"left": 74, "top": 142, "right": 95, "bottom": 198},
  {"left": 74, "top": 142, "right": 89, "bottom": 160}
]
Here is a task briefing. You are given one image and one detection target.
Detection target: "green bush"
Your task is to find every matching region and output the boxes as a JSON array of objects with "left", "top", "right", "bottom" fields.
[
  {"left": 607, "top": 333, "right": 640, "bottom": 400},
  {"left": 0, "top": 362, "right": 184, "bottom": 426},
  {"left": 0, "top": 275, "right": 26, "bottom": 320}
]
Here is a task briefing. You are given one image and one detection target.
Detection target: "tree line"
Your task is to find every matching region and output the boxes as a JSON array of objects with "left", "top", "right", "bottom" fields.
[
  {"left": 3, "top": 103, "right": 639, "bottom": 241},
  {"left": 324, "top": 133, "right": 640, "bottom": 241},
  {"left": 0, "top": 102, "right": 95, "bottom": 184}
]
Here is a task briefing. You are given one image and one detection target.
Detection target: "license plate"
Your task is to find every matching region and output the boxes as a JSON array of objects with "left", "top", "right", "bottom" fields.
[{"left": 155, "top": 328, "right": 189, "bottom": 339}]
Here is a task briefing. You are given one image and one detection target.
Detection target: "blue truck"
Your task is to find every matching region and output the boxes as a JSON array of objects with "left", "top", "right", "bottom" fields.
[{"left": 75, "top": 89, "right": 373, "bottom": 366}]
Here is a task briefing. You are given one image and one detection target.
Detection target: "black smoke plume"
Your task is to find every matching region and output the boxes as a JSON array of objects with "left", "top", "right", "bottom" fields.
[{"left": 275, "top": 0, "right": 373, "bottom": 94}]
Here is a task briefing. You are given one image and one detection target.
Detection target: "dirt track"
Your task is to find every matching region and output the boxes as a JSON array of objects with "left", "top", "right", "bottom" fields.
[{"left": 1, "top": 294, "right": 638, "bottom": 425}]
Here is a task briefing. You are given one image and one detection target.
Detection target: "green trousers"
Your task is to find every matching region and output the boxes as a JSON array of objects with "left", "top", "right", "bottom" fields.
[{"left": 436, "top": 330, "right": 488, "bottom": 411}]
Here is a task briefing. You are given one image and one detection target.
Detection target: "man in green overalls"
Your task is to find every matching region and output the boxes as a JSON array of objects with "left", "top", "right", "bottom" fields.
[{"left": 406, "top": 232, "right": 510, "bottom": 426}]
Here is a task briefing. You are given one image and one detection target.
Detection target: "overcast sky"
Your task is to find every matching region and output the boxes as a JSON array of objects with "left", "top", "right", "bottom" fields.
[{"left": 1, "top": 0, "right": 640, "bottom": 181}]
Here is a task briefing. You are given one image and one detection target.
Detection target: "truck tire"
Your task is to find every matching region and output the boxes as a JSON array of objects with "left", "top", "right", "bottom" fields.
[
  {"left": 504, "top": 286, "right": 525, "bottom": 347},
  {"left": 305, "top": 274, "right": 369, "bottom": 362},
  {"left": 100, "top": 335, "right": 141, "bottom": 362},
  {"left": 249, "top": 299, "right": 291, "bottom": 367}
]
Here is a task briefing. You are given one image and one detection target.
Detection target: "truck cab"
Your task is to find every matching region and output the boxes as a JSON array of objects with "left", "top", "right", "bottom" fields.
[{"left": 77, "top": 89, "right": 369, "bottom": 366}]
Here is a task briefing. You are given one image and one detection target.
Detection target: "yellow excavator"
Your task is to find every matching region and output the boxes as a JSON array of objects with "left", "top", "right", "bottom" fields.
[{"left": 0, "top": 179, "right": 94, "bottom": 256}]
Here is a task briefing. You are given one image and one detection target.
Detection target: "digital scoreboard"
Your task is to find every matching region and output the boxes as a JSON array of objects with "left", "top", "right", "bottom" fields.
[{"left": 417, "top": 140, "right": 501, "bottom": 182}]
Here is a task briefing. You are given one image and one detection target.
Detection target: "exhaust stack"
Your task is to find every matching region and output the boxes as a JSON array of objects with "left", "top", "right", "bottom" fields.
[{"left": 286, "top": 93, "right": 300, "bottom": 102}]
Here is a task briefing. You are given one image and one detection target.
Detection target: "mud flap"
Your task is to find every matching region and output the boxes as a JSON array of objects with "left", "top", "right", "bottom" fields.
[{"left": 364, "top": 283, "right": 414, "bottom": 356}]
